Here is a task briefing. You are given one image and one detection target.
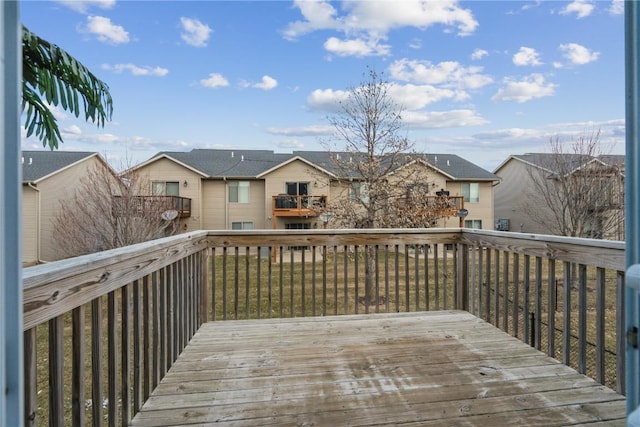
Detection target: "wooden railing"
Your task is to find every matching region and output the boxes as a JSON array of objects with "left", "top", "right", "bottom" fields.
[
  {"left": 21, "top": 229, "right": 625, "bottom": 425},
  {"left": 272, "top": 194, "right": 326, "bottom": 216}
]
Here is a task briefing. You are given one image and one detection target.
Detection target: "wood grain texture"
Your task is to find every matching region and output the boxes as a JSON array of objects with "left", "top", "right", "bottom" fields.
[{"left": 131, "top": 311, "right": 626, "bottom": 427}]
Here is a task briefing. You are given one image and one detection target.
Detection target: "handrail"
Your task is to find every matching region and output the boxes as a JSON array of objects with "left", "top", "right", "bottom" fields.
[{"left": 21, "top": 229, "right": 626, "bottom": 425}]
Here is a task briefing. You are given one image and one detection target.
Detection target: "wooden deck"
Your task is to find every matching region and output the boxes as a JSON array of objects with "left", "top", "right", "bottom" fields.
[{"left": 131, "top": 311, "right": 626, "bottom": 426}]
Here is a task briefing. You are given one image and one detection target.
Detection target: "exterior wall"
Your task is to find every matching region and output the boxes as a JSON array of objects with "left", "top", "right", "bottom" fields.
[
  {"left": 263, "top": 160, "right": 331, "bottom": 230},
  {"left": 493, "top": 159, "right": 551, "bottom": 234},
  {"left": 136, "top": 158, "right": 204, "bottom": 232},
  {"left": 21, "top": 185, "right": 38, "bottom": 265},
  {"left": 444, "top": 180, "right": 495, "bottom": 230},
  {"left": 201, "top": 180, "right": 226, "bottom": 230},
  {"left": 37, "top": 156, "right": 104, "bottom": 261},
  {"left": 201, "top": 179, "right": 267, "bottom": 230}
]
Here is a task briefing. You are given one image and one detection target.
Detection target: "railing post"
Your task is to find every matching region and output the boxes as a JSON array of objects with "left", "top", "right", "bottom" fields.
[
  {"left": 456, "top": 244, "right": 469, "bottom": 311},
  {"left": 201, "top": 247, "right": 211, "bottom": 323}
]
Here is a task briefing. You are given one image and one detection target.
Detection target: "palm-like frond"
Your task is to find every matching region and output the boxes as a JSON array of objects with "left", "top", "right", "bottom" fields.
[{"left": 22, "top": 25, "right": 113, "bottom": 149}]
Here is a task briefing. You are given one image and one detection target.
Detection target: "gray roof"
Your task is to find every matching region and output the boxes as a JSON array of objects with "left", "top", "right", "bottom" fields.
[
  {"left": 22, "top": 150, "right": 97, "bottom": 182},
  {"left": 509, "top": 153, "right": 624, "bottom": 174},
  {"left": 150, "top": 149, "right": 498, "bottom": 181}
]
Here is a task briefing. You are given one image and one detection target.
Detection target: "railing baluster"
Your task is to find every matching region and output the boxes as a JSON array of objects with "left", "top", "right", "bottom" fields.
[
  {"left": 49, "top": 316, "right": 64, "bottom": 426},
  {"left": 534, "top": 257, "right": 543, "bottom": 351},
  {"left": 234, "top": 247, "right": 240, "bottom": 320},
  {"left": 339, "top": 246, "right": 346, "bottom": 315},
  {"left": 404, "top": 244, "right": 410, "bottom": 312},
  {"left": 443, "top": 246, "right": 449, "bottom": 309},
  {"left": 616, "top": 271, "right": 625, "bottom": 395},
  {"left": 268, "top": 247, "right": 273, "bottom": 318},
  {"left": 413, "top": 244, "right": 420, "bottom": 311},
  {"left": 547, "top": 260, "right": 556, "bottom": 358},
  {"left": 121, "top": 284, "right": 131, "bottom": 425},
  {"left": 290, "top": 248, "right": 295, "bottom": 317},
  {"left": 222, "top": 248, "right": 228, "bottom": 320},
  {"left": 72, "top": 306, "right": 85, "bottom": 427},
  {"left": 336, "top": 245, "right": 340, "bottom": 315},
  {"left": 394, "top": 245, "right": 400, "bottom": 312},
  {"left": 423, "top": 244, "right": 429, "bottom": 312},
  {"left": 311, "top": 246, "right": 316, "bottom": 317},
  {"left": 596, "top": 267, "right": 606, "bottom": 384},
  {"left": 354, "top": 245, "right": 359, "bottom": 315},
  {"left": 562, "top": 261, "right": 571, "bottom": 365},
  {"left": 512, "top": 253, "right": 520, "bottom": 338},
  {"left": 142, "top": 276, "right": 153, "bottom": 402},
  {"left": 279, "top": 246, "right": 284, "bottom": 317},
  {"left": 246, "top": 247, "right": 251, "bottom": 319},
  {"left": 301, "top": 247, "right": 306, "bottom": 317},
  {"left": 434, "top": 244, "right": 440, "bottom": 311},
  {"left": 152, "top": 271, "right": 160, "bottom": 391},
  {"left": 257, "top": 247, "right": 263, "bottom": 319},
  {"left": 484, "top": 248, "right": 491, "bottom": 322},
  {"left": 578, "top": 263, "right": 588, "bottom": 374},
  {"left": 159, "top": 268, "right": 167, "bottom": 378},
  {"left": 523, "top": 255, "right": 530, "bottom": 346},
  {"left": 493, "top": 249, "right": 500, "bottom": 326},
  {"left": 107, "top": 291, "right": 118, "bottom": 427},
  {"left": 503, "top": 251, "right": 509, "bottom": 333},
  {"left": 24, "top": 328, "right": 37, "bottom": 426},
  {"left": 385, "top": 245, "right": 390, "bottom": 313},
  {"left": 92, "top": 298, "right": 103, "bottom": 427}
]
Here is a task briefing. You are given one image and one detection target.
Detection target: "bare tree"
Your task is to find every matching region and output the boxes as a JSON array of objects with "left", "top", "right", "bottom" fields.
[
  {"left": 52, "top": 161, "right": 177, "bottom": 258},
  {"left": 322, "top": 69, "right": 452, "bottom": 305},
  {"left": 523, "top": 130, "right": 624, "bottom": 240}
]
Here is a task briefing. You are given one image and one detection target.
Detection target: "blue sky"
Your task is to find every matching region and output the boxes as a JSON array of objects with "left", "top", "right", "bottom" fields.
[{"left": 20, "top": 0, "right": 625, "bottom": 171}]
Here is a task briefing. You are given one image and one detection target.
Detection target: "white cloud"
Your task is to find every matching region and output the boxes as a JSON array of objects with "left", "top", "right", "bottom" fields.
[
  {"left": 57, "top": 0, "right": 115, "bottom": 13},
  {"left": 306, "top": 88, "right": 349, "bottom": 112},
  {"left": 389, "top": 84, "right": 457, "bottom": 109},
  {"left": 559, "top": 43, "right": 599, "bottom": 65},
  {"left": 492, "top": 74, "right": 556, "bottom": 103},
  {"left": 253, "top": 75, "right": 278, "bottom": 90},
  {"left": 512, "top": 47, "right": 543, "bottom": 66},
  {"left": 283, "top": 0, "right": 478, "bottom": 56},
  {"left": 609, "top": 0, "right": 624, "bottom": 15},
  {"left": 324, "top": 36, "right": 390, "bottom": 57},
  {"left": 471, "top": 49, "right": 488, "bottom": 60},
  {"left": 62, "top": 125, "right": 83, "bottom": 135},
  {"left": 388, "top": 59, "right": 493, "bottom": 90},
  {"left": 560, "top": 0, "right": 595, "bottom": 19},
  {"left": 275, "top": 140, "right": 306, "bottom": 150},
  {"left": 102, "top": 63, "right": 169, "bottom": 76},
  {"left": 84, "top": 16, "right": 129, "bottom": 44},
  {"left": 402, "top": 109, "right": 488, "bottom": 129},
  {"left": 200, "top": 73, "right": 229, "bottom": 88},
  {"left": 180, "top": 17, "right": 212, "bottom": 47}
]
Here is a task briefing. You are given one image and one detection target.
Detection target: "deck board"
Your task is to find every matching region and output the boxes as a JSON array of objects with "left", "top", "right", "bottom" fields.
[{"left": 131, "top": 311, "right": 626, "bottom": 426}]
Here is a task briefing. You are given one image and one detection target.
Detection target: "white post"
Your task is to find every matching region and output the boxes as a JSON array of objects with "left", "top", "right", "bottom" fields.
[{"left": 1, "top": 1, "right": 24, "bottom": 425}]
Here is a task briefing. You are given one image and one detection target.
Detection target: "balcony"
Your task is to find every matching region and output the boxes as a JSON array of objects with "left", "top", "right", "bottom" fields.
[
  {"left": 272, "top": 194, "right": 326, "bottom": 218},
  {"left": 113, "top": 195, "right": 192, "bottom": 219},
  {"left": 22, "top": 229, "right": 627, "bottom": 425}
]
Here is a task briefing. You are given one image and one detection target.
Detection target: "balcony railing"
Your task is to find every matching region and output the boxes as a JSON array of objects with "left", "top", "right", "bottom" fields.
[
  {"left": 113, "top": 195, "right": 192, "bottom": 219},
  {"left": 22, "top": 229, "right": 625, "bottom": 425},
  {"left": 272, "top": 194, "right": 326, "bottom": 217}
]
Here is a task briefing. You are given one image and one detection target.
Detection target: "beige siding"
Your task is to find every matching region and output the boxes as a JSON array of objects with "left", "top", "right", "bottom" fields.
[
  {"left": 494, "top": 160, "right": 549, "bottom": 234},
  {"left": 201, "top": 180, "right": 226, "bottom": 230},
  {"left": 136, "top": 158, "right": 204, "bottom": 231},
  {"left": 22, "top": 185, "right": 38, "bottom": 265},
  {"left": 263, "top": 160, "right": 331, "bottom": 230},
  {"left": 37, "top": 156, "right": 104, "bottom": 261},
  {"left": 443, "top": 181, "right": 495, "bottom": 230}
]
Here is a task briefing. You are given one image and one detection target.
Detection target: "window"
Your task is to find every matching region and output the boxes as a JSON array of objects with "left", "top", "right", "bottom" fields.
[
  {"left": 286, "top": 182, "right": 309, "bottom": 196},
  {"left": 350, "top": 182, "right": 369, "bottom": 204},
  {"left": 229, "top": 181, "right": 250, "bottom": 203},
  {"left": 464, "top": 219, "right": 482, "bottom": 229},
  {"left": 231, "top": 221, "right": 253, "bottom": 230},
  {"left": 152, "top": 181, "right": 180, "bottom": 196},
  {"left": 461, "top": 183, "right": 479, "bottom": 203}
]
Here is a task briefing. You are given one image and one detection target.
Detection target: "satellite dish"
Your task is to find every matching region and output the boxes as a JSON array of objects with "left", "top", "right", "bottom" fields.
[{"left": 161, "top": 209, "right": 178, "bottom": 221}]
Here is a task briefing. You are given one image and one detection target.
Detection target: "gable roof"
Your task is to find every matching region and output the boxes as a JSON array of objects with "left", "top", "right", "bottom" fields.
[
  {"left": 494, "top": 153, "right": 625, "bottom": 176},
  {"left": 140, "top": 149, "right": 498, "bottom": 181},
  {"left": 22, "top": 151, "right": 98, "bottom": 183}
]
